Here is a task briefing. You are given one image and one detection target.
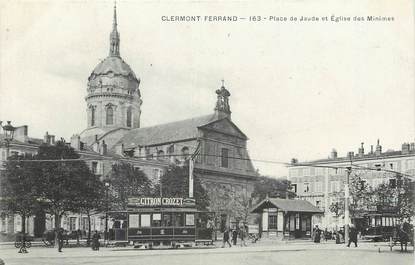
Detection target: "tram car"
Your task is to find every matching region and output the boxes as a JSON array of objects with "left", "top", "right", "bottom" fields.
[
  {"left": 108, "top": 197, "right": 215, "bottom": 248},
  {"left": 361, "top": 213, "right": 413, "bottom": 244}
]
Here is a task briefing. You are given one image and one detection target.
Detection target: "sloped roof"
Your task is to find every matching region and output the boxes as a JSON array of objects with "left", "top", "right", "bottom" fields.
[
  {"left": 116, "top": 114, "right": 217, "bottom": 147},
  {"left": 251, "top": 198, "right": 323, "bottom": 214}
]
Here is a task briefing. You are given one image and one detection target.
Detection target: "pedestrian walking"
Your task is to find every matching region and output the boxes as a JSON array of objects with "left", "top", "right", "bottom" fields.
[
  {"left": 232, "top": 229, "right": 238, "bottom": 246},
  {"left": 76, "top": 229, "right": 81, "bottom": 246},
  {"left": 324, "top": 228, "right": 328, "bottom": 242},
  {"left": 398, "top": 220, "right": 410, "bottom": 252},
  {"left": 57, "top": 228, "right": 64, "bottom": 252},
  {"left": 347, "top": 225, "right": 358, "bottom": 247},
  {"left": 92, "top": 230, "right": 101, "bottom": 251},
  {"left": 222, "top": 228, "right": 232, "bottom": 248},
  {"left": 313, "top": 225, "right": 321, "bottom": 243},
  {"left": 239, "top": 225, "right": 247, "bottom": 247}
]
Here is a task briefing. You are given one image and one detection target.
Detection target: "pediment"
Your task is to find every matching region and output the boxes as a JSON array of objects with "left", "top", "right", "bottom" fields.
[{"left": 199, "top": 118, "right": 247, "bottom": 140}]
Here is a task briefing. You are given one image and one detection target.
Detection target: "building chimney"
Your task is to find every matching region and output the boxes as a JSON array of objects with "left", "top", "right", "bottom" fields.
[
  {"left": 347, "top": 151, "right": 354, "bottom": 159},
  {"left": 402, "top": 143, "right": 410, "bottom": 154},
  {"left": 44, "top": 131, "right": 49, "bottom": 144},
  {"left": 70, "top": 134, "right": 81, "bottom": 150},
  {"left": 358, "top": 142, "right": 364, "bottom": 157},
  {"left": 375, "top": 139, "right": 382, "bottom": 156},
  {"left": 330, "top": 149, "right": 338, "bottom": 159}
]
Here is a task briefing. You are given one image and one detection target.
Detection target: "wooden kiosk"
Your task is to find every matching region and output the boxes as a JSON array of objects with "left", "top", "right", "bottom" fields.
[{"left": 251, "top": 198, "right": 323, "bottom": 240}]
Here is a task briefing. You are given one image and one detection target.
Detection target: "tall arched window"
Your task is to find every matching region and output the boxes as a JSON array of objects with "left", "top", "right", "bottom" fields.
[
  {"left": 181, "top": 147, "right": 189, "bottom": 160},
  {"left": 91, "top": 107, "right": 96, "bottom": 126},
  {"left": 126, "top": 107, "right": 132, "bottom": 127},
  {"left": 106, "top": 106, "right": 114, "bottom": 125}
]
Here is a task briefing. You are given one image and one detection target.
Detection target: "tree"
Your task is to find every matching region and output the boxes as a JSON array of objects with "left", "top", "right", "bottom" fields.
[
  {"left": 154, "top": 164, "right": 209, "bottom": 210},
  {"left": 396, "top": 178, "right": 415, "bottom": 221},
  {"left": 107, "top": 162, "right": 153, "bottom": 210},
  {"left": 329, "top": 171, "right": 372, "bottom": 219},
  {"left": 328, "top": 171, "right": 415, "bottom": 223},
  {"left": 1, "top": 153, "right": 41, "bottom": 238},
  {"left": 372, "top": 176, "right": 415, "bottom": 221},
  {"left": 252, "top": 176, "right": 295, "bottom": 202},
  {"left": 73, "top": 170, "right": 105, "bottom": 245},
  {"left": 35, "top": 141, "right": 96, "bottom": 232}
]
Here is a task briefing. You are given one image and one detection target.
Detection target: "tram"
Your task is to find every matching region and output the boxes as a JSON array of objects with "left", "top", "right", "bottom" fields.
[{"left": 108, "top": 197, "right": 215, "bottom": 248}]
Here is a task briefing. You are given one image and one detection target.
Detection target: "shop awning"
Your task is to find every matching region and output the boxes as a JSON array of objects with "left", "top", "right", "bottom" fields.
[{"left": 251, "top": 198, "right": 324, "bottom": 214}]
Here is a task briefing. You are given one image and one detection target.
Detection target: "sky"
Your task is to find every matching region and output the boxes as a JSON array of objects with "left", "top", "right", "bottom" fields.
[{"left": 0, "top": 0, "right": 414, "bottom": 177}]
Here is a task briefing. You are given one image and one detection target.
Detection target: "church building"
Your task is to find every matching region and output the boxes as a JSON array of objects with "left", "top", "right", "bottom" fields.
[{"left": 66, "top": 5, "right": 259, "bottom": 232}]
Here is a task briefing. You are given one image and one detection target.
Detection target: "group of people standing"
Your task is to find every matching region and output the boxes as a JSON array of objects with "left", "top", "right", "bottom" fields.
[
  {"left": 56, "top": 228, "right": 101, "bottom": 252},
  {"left": 312, "top": 224, "right": 358, "bottom": 247},
  {"left": 222, "top": 226, "right": 248, "bottom": 248}
]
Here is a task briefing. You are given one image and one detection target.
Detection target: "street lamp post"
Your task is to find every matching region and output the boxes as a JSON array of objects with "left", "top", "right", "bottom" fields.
[
  {"left": 0, "top": 121, "right": 24, "bottom": 253},
  {"left": 104, "top": 181, "right": 110, "bottom": 246},
  {"left": 344, "top": 166, "right": 351, "bottom": 245},
  {"left": 1, "top": 121, "right": 15, "bottom": 158}
]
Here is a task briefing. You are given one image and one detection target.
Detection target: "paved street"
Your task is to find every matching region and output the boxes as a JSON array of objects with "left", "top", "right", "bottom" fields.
[{"left": 0, "top": 241, "right": 413, "bottom": 265}]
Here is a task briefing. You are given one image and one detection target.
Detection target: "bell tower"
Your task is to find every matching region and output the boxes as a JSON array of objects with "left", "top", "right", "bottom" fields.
[{"left": 214, "top": 80, "right": 231, "bottom": 120}]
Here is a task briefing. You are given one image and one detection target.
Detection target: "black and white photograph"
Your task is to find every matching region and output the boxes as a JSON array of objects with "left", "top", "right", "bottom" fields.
[{"left": 0, "top": 0, "right": 414, "bottom": 264}]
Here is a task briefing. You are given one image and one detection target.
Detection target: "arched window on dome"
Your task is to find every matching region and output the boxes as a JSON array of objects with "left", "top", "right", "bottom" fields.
[
  {"left": 106, "top": 106, "right": 114, "bottom": 125},
  {"left": 126, "top": 107, "right": 132, "bottom": 127},
  {"left": 91, "top": 107, "right": 96, "bottom": 126}
]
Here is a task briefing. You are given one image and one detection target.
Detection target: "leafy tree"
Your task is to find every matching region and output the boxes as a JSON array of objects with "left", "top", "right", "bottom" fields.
[
  {"left": 1, "top": 153, "right": 41, "bottom": 237},
  {"left": 329, "top": 171, "right": 414, "bottom": 223},
  {"left": 73, "top": 170, "right": 105, "bottom": 244},
  {"left": 252, "top": 176, "right": 295, "bottom": 202},
  {"left": 372, "top": 176, "right": 414, "bottom": 221},
  {"left": 107, "top": 162, "right": 153, "bottom": 210},
  {"left": 35, "top": 141, "right": 95, "bottom": 231},
  {"left": 329, "top": 171, "right": 372, "bottom": 218},
  {"left": 154, "top": 164, "right": 209, "bottom": 210}
]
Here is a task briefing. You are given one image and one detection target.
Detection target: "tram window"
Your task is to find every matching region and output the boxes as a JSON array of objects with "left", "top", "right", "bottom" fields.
[
  {"left": 185, "top": 214, "right": 195, "bottom": 226},
  {"left": 175, "top": 213, "right": 184, "bottom": 227},
  {"left": 152, "top": 213, "right": 161, "bottom": 227},
  {"left": 162, "top": 213, "right": 173, "bottom": 227},
  {"left": 129, "top": 214, "right": 139, "bottom": 228},
  {"left": 141, "top": 214, "right": 151, "bottom": 227}
]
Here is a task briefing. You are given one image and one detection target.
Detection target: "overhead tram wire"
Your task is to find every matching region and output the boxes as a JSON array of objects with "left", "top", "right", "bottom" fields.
[
  {"left": 7, "top": 153, "right": 415, "bottom": 178},
  {"left": 6, "top": 153, "right": 290, "bottom": 166}
]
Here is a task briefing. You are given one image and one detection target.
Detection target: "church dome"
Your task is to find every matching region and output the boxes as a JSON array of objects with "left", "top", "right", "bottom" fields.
[{"left": 89, "top": 56, "right": 139, "bottom": 83}]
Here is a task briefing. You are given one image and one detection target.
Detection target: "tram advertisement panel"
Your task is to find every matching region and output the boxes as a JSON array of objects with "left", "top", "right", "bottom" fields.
[{"left": 128, "top": 197, "right": 196, "bottom": 207}]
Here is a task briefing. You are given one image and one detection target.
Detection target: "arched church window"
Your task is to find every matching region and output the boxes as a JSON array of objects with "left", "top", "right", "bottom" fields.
[
  {"left": 126, "top": 107, "right": 132, "bottom": 127},
  {"left": 157, "top": 150, "right": 165, "bottom": 160},
  {"left": 91, "top": 107, "right": 96, "bottom": 126},
  {"left": 181, "top": 147, "right": 189, "bottom": 160},
  {"left": 106, "top": 106, "right": 114, "bottom": 125}
]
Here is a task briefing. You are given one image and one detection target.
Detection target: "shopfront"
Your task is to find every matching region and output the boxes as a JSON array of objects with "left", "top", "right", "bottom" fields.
[{"left": 251, "top": 198, "right": 323, "bottom": 240}]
